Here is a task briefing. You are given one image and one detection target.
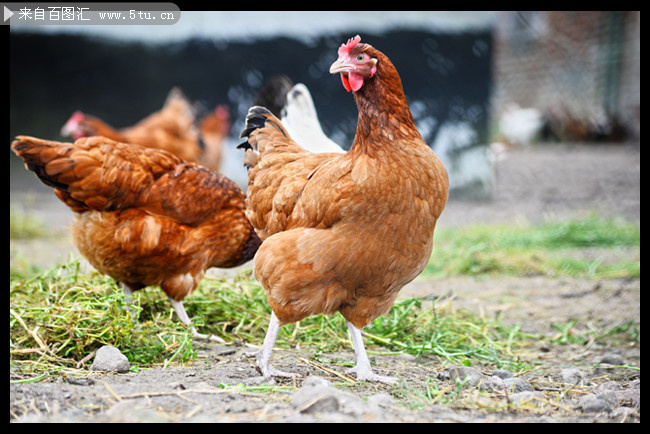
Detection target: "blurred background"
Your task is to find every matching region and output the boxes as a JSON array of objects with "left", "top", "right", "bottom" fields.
[{"left": 10, "top": 11, "right": 640, "bottom": 247}]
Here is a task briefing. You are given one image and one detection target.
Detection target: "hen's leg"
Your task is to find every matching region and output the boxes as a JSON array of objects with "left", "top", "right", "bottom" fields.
[
  {"left": 168, "top": 297, "right": 225, "bottom": 343},
  {"left": 256, "top": 311, "right": 299, "bottom": 378},
  {"left": 121, "top": 284, "right": 134, "bottom": 302},
  {"left": 119, "top": 283, "right": 137, "bottom": 318},
  {"left": 345, "top": 321, "right": 397, "bottom": 385}
]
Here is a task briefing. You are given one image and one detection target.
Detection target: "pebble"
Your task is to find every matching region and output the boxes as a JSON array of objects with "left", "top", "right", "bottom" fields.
[
  {"left": 289, "top": 376, "right": 398, "bottom": 420},
  {"left": 591, "top": 353, "right": 625, "bottom": 366},
  {"left": 492, "top": 369, "right": 513, "bottom": 379},
  {"left": 560, "top": 368, "right": 588, "bottom": 385},
  {"left": 479, "top": 375, "right": 533, "bottom": 393},
  {"left": 592, "top": 381, "right": 640, "bottom": 408},
  {"left": 577, "top": 392, "right": 617, "bottom": 413},
  {"left": 506, "top": 377, "right": 534, "bottom": 392},
  {"left": 90, "top": 345, "right": 130, "bottom": 373},
  {"left": 442, "top": 366, "right": 483, "bottom": 388},
  {"left": 478, "top": 375, "right": 506, "bottom": 391},
  {"left": 291, "top": 377, "right": 366, "bottom": 417}
]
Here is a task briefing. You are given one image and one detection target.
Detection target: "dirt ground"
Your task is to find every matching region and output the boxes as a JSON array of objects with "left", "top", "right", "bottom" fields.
[{"left": 10, "top": 143, "right": 640, "bottom": 422}]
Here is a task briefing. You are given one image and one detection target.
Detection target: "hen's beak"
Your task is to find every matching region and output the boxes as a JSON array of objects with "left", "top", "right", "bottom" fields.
[
  {"left": 61, "top": 111, "right": 84, "bottom": 138},
  {"left": 329, "top": 57, "right": 352, "bottom": 75},
  {"left": 60, "top": 119, "right": 76, "bottom": 137}
]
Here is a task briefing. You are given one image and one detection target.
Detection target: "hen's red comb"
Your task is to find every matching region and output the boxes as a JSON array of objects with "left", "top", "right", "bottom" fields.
[
  {"left": 338, "top": 35, "right": 361, "bottom": 57},
  {"left": 70, "top": 110, "right": 85, "bottom": 122}
]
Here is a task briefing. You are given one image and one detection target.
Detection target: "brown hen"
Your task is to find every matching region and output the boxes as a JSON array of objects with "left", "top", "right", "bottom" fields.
[
  {"left": 12, "top": 135, "right": 260, "bottom": 340},
  {"left": 239, "top": 35, "right": 449, "bottom": 383},
  {"left": 61, "top": 88, "right": 229, "bottom": 171}
]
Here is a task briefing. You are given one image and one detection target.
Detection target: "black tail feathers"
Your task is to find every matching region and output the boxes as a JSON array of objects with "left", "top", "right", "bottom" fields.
[{"left": 239, "top": 106, "right": 272, "bottom": 140}]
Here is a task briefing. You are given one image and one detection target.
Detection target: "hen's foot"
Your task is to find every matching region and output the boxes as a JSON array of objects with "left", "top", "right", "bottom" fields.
[
  {"left": 190, "top": 328, "right": 226, "bottom": 343},
  {"left": 345, "top": 365, "right": 397, "bottom": 385}
]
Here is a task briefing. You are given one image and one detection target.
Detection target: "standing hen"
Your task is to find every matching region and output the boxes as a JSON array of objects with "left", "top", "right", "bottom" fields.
[
  {"left": 12, "top": 135, "right": 261, "bottom": 341},
  {"left": 239, "top": 35, "right": 449, "bottom": 383}
]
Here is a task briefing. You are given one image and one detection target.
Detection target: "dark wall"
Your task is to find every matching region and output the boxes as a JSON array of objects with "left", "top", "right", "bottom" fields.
[{"left": 10, "top": 30, "right": 491, "bottom": 153}]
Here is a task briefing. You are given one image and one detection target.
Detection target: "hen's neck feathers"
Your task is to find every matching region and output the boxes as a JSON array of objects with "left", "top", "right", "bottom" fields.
[
  {"left": 86, "top": 117, "right": 125, "bottom": 141},
  {"left": 350, "top": 46, "right": 421, "bottom": 156}
]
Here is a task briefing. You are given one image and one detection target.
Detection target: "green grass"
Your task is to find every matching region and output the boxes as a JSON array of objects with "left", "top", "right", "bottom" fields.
[
  {"left": 10, "top": 258, "right": 197, "bottom": 377},
  {"left": 10, "top": 258, "right": 530, "bottom": 379},
  {"left": 424, "top": 214, "right": 639, "bottom": 279}
]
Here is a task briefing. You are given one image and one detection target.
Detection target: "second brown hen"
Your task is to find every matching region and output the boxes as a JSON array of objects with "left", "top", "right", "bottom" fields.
[
  {"left": 61, "top": 88, "right": 228, "bottom": 171},
  {"left": 12, "top": 135, "right": 260, "bottom": 341}
]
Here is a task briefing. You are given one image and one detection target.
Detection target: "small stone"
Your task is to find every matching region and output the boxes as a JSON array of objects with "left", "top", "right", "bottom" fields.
[
  {"left": 90, "top": 345, "right": 130, "bottom": 373},
  {"left": 560, "top": 368, "right": 588, "bottom": 385},
  {"left": 592, "top": 353, "right": 625, "bottom": 366},
  {"left": 577, "top": 392, "right": 617, "bottom": 413},
  {"left": 478, "top": 375, "right": 533, "bottom": 393},
  {"left": 504, "top": 377, "right": 534, "bottom": 393},
  {"left": 301, "top": 376, "right": 332, "bottom": 389},
  {"left": 593, "top": 382, "right": 640, "bottom": 408},
  {"left": 592, "top": 353, "right": 627, "bottom": 375},
  {"left": 443, "top": 365, "right": 484, "bottom": 388},
  {"left": 492, "top": 369, "right": 513, "bottom": 379},
  {"left": 479, "top": 375, "right": 506, "bottom": 391},
  {"left": 291, "top": 376, "right": 366, "bottom": 416}
]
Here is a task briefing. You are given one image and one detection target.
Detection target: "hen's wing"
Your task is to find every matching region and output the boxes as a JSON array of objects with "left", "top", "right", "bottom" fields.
[
  {"left": 11, "top": 135, "right": 242, "bottom": 226},
  {"left": 239, "top": 106, "right": 343, "bottom": 239}
]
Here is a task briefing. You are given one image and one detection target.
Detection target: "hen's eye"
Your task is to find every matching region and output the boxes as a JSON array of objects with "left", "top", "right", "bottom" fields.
[{"left": 355, "top": 54, "right": 366, "bottom": 63}]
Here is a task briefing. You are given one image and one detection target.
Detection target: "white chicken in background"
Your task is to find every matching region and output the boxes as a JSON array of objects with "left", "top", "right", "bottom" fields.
[
  {"left": 497, "top": 102, "right": 544, "bottom": 147},
  {"left": 487, "top": 103, "right": 545, "bottom": 196},
  {"left": 489, "top": 102, "right": 545, "bottom": 167},
  {"left": 280, "top": 83, "right": 345, "bottom": 153}
]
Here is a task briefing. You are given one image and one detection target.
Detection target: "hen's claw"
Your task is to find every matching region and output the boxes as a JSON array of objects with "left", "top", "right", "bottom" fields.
[
  {"left": 345, "top": 365, "right": 397, "bottom": 385},
  {"left": 169, "top": 297, "right": 225, "bottom": 343},
  {"left": 256, "top": 359, "right": 300, "bottom": 380},
  {"left": 191, "top": 329, "right": 226, "bottom": 343}
]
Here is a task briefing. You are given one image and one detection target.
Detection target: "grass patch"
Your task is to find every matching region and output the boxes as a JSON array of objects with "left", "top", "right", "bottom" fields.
[
  {"left": 11, "top": 258, "right": 532, "bottom": 380},
  {"left": 425, "top": 214, "right": 639, "bottom": 279},
  {"left": 549, "top": 318, "right": 640, "bottom": 347},
  {"left": 10, "top": 258, "right": 196, "bottom": 378},
  {"left": 158, "top": 273, "right": 531, "bottom": 372}
]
